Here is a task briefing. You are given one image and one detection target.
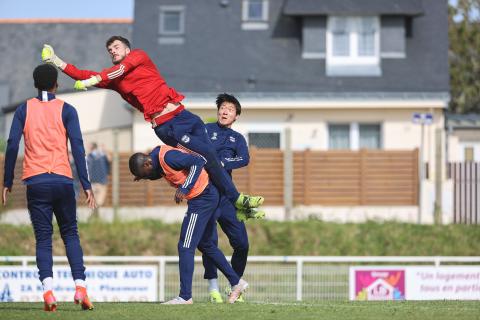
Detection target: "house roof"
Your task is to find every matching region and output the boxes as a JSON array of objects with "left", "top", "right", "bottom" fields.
[
  {"left": 283, "top": 0, "right": 424, "bottom": 16},
  {"left": 446, "top": 113, "right": 480, "bottom": 129},
  {"left": 133, "top": 0, "right": 449, "bottom": 94}
]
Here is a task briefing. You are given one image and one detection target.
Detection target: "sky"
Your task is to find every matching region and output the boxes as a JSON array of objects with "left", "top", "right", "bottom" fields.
[
  {"left": 0, "top": 0, "right": 134, "bottom": 19},
  {"left": 0, "top": 0, "right": 475, "bottom": 20}
]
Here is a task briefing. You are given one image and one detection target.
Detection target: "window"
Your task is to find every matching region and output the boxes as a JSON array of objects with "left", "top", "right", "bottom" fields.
[
  {"left": 242, "top": 0, "right": 268, "bottom": 30},
  {"left": 465, "top": 147, "right": 474, "bottom": 162},
  {"left": 331, "top": 18, "right": 349, "bottom": 56},
  {"left": 328, "top": 123, "right": 382, "bottom": 150},
  {"left": 328, "top": 124, "right": 350, "bottom": 150},
  {"left": 359, "top": 124, "right": 381, "bottom": 149},
  {"left": 248, "top": 132, "right": 280, "bottom": 149},
  {"left": 358, "top": 18, "right": 376, "bottom": 56},
  {"left": 247, "top": 0, "right": 263, "bottom": 20},
  {"left": 326, "top": 16, "right": 380, "bottom": 76},
  {"left": 158, "top": 5, "right": 185, "bottom": 44},
  {"left": 163, "top": 11, "right": 181, "bottom": 33}
]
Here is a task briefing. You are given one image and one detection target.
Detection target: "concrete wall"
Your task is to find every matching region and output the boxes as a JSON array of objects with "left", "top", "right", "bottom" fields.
[
  {"left": 57, "top": 90, "right": 133, "bottom": 134},
  {"left": 447, "top": 128, "right": 480, "bottom": 162}
]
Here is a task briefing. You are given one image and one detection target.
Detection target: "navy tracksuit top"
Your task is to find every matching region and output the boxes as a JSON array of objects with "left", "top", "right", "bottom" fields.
[{"left": 205, "top": 122, "right": 249, "bottom": 175}]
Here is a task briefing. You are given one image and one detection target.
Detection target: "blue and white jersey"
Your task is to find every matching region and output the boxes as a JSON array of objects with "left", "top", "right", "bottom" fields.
[{"left": 205, "top": 122, "right": 249, "bottom": 175}]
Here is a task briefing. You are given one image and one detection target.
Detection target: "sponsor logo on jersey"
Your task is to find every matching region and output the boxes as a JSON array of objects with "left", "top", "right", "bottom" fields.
[
  {"left": 229, "top": 136, "right": 236, "bottom": 143},
  {"left": 181, "top": 135, "right": 190, "bottom": 144}
]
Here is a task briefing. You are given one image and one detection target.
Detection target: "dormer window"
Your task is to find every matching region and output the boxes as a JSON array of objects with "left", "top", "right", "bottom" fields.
[
  {"left": 326, "top": 16, "right": 381, "bottom": 76},
  {"left": 242, "top": 0, "right": 269, "bottom": 30},
  {"left": 158, "top": 5, "right": 185, "bottom": 44}
]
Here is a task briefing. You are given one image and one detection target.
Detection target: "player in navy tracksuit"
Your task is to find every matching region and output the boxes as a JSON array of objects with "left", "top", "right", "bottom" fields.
[
  {"left": 129, "top": 145, "right": 248, "bottom": 304},
  {"left": 202, "top": 94, "right": 265, "bottom": 303},
  {"left": 2, "top": 64, "right": 96, "bottom": 311}
]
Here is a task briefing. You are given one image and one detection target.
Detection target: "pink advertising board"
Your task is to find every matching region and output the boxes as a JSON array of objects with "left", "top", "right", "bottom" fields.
[{"left": 350, "top": 266, "right": 480, "bottom": 300}]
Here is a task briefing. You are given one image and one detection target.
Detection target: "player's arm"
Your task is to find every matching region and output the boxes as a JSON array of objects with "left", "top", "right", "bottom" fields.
[
  {"left": 2, "top": 104, "right": 26, "bottom": 205},
  {"left": 63, "top": 103, "right": 96, "bottom": 208},
  {"left": 164, "top": 150, "right": 206, "bottom": 196},
  {"left": 73, "top": 50, "right": 145, "bottom": 91},
  {"left": 222, "top": 134, "right": 250, "bottom": 171}
]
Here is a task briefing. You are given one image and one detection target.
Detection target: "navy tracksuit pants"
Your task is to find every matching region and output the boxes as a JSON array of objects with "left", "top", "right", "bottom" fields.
[
  {"left": 202, "top": 195, "right": 249, "bottom": 279},
  {"left": 26, "top": 183, "right": 86, "bottom": 282},
  {"left": 178, "top": 183, "right": 240, "bottom": 301},
  {"left": 154, "top": 110, "right": 240, "bottom": 204}
]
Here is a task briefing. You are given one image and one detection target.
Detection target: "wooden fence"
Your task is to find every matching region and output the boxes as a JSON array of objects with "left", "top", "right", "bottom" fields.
[
  {"left": 0, "top": 149, "right": 419, "bottom": 208},
  {"left": 448, "top": 162, "right": 480, "bottom": 224}
]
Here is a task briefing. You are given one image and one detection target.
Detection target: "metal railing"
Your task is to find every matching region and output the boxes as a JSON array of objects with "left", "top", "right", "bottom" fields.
[{"left": 2, "top": 256, "right": 480, "bottom": 302}]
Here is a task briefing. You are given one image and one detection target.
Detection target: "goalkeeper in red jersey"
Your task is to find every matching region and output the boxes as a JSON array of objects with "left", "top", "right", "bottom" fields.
[{"left": 41, "top": 36, "right": 263, "bottom": 211}]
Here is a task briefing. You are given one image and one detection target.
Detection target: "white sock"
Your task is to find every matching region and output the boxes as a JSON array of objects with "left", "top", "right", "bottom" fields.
[
  {"left": 208, "top": 278, "right": 219, "bottom": 292},
  {"left": 74, "top": 279, "right": 86, "bottom": 288},
  {"left": 42, "top": 277, "right": 53, "bottom": 293}
]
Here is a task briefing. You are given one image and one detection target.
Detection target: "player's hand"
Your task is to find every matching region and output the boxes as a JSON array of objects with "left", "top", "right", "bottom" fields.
[
  {"left": 74, "top": 76, "right": 100, "bottom": 91},
  {"left": 41, "top": 44, "right": 55, "bottom": 62},
  {"left": 41, "top": 44, "right": 65, "bottom": 69},
  {"left": 2, "top": 187, "right": 11, "bottom": 206},
  {"left": 74, "top": 80, "right": 88, "bottom": 91},
  {"left": 84, "top": 189, "right": 97, "bottom": 209},
  {"left": 174, "top": 188, "right": 186, "bottom": 204}
]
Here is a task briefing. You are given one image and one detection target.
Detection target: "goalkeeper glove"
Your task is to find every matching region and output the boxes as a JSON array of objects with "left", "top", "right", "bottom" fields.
[
  {"left": 74, "top": 76, "right": 100, "bottom": 91},
  {"left": 41, "top": 44, "right": 66, "bottom": 69}
]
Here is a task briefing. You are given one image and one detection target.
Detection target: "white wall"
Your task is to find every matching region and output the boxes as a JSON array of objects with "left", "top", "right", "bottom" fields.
[
  {"left": 133, "top": 106, "right": 444, "bottom": 156},
  {"left": 457, "top": 142, "right": 480, "bottom": 162},
  {"left": 57, "top": 90, "right": 133, "bottom": 133}
]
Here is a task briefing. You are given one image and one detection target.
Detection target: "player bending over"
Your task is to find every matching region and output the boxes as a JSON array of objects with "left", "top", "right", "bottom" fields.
[{"left": 129, "top": 145, "right": 248, "bottom": 304}]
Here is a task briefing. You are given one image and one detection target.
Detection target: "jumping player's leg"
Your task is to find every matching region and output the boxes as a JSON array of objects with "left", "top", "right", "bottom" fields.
[{"left": 154, "top": 110, "right": 263, "bottom": 209}]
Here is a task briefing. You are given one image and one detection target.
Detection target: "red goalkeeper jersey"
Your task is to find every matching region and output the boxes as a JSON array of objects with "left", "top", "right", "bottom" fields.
[{"left": 63, "top": 49, "right": 184, "bottom": 122}]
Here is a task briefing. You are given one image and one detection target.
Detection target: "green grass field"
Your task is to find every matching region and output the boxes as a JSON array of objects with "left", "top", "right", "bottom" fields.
[{"left": 1, "top": 301, "right": 479, "bottom": 320}]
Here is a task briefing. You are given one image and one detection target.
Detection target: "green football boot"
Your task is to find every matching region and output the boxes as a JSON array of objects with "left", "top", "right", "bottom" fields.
[
  {"left": 209, "top": 290, "right": 223, "bottom": 303},
  {"left": 246, "top": 208, "right": 266, "bottom": 220},
  {"left": 236, "top": 208, "right": 266, "bottom": 222},
  {"left": 235, "top": 193, "right": 264, "bottom": 210}
]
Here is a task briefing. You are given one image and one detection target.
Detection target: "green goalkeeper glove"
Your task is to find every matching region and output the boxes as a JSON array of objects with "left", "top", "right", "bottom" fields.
[
  {"left": 41, "top": 44, "right": 65, "bottom": 69},
  {"left": 74, "top": 76, "right": 100, "bottom": 91}
]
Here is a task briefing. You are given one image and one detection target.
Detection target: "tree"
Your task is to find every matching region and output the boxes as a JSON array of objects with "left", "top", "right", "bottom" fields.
[{"left": 449, "top": 0, "right": 480, "bottom": 113}]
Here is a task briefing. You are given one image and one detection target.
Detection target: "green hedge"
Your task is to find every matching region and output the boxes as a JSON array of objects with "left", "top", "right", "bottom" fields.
[{"left": 1, "top": 220, "right": 479, "bottom": 256}]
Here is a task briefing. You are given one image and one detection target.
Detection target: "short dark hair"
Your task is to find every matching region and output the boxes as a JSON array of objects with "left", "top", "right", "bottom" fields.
[
  {"left": 129, "top": 153, "right": 148, "bottom": 178},
  {"left": 106, "top": 36, "right": 131, "bottom": 49},
  {"left": 216, "top": 93, "right": 241, "bottom": 115},
  {"left": 33, "top": 64, "right": 58, "bottom": 91}
]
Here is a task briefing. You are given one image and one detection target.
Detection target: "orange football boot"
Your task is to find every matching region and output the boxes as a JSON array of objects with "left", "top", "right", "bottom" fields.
[
  {"left": 43, "top": 290, "right": 57, "bottom": 312},
  {"left": 74, "top": 286, "right": 94, "bottom": 310}
]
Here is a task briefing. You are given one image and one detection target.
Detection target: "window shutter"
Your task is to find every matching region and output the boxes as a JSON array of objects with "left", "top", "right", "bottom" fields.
[
  {"left": 380, "top": 16, "right": 406, "bottom": 58},
  {"left": 302, "top": 16, "right": 326, "bottom": 59}
]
